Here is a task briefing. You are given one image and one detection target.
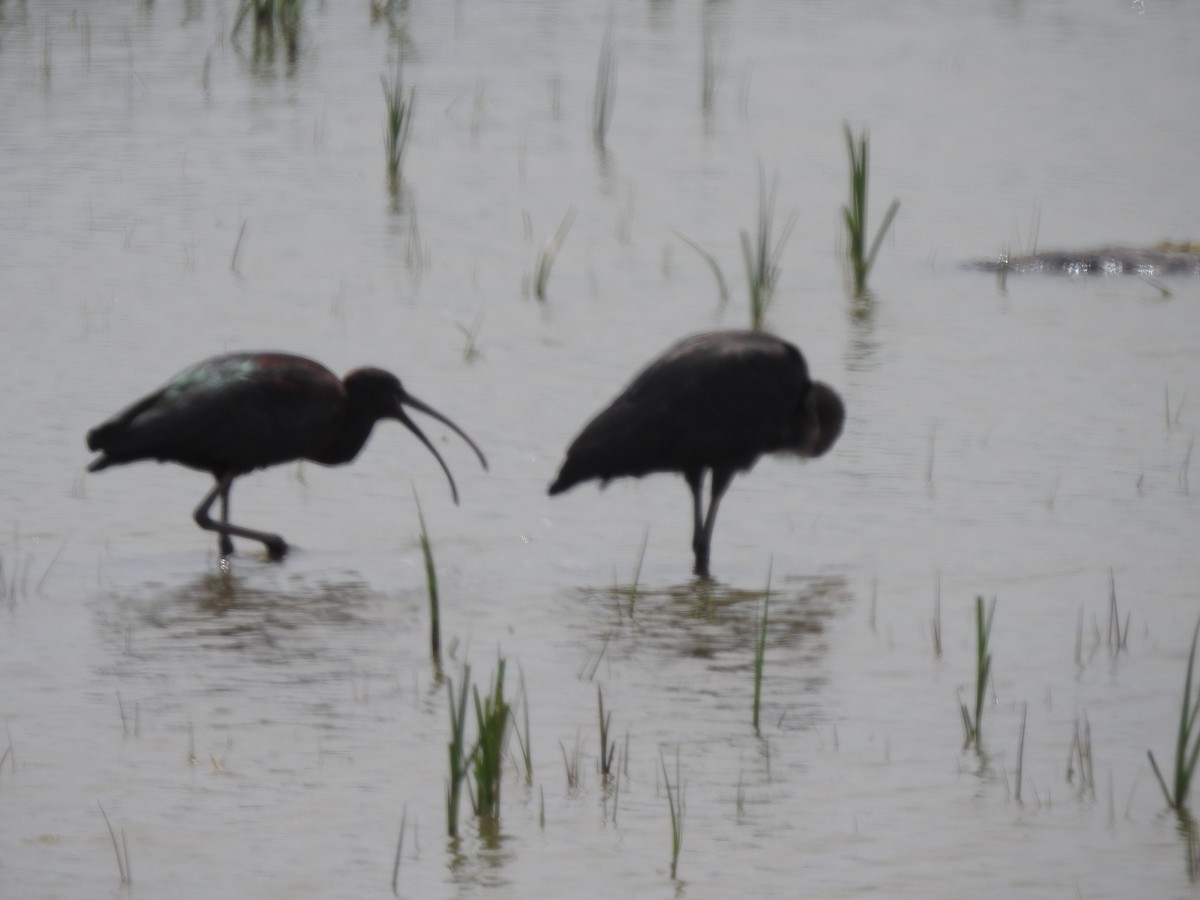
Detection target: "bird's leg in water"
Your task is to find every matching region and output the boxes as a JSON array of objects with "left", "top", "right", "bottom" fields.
[
  {"left": 217, "top": 480, "right": 234, "bottom": 557},
  {"left": 685, "top": 468, "right": 705, "bottom": 573},
  {"left": 691, "top": 466, "right": 735, "bottom": 579},
  {"left": 193, "top": 474, "right": 288, "bottom": 560},
  {"left": 685, "top": 468, "right": 713, "bottom": 578}
]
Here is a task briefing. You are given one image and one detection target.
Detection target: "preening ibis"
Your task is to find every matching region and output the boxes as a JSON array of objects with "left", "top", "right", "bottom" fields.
[{"left": 549, "top": 330, "right": 843, "bottom": 578}]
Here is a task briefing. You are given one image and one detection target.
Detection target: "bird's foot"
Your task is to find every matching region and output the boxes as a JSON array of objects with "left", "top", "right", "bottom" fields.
[
  {"left": 264, "top": 537, "right": 288, "bottom": 561},
  {"left": 219, "top": 536, "right": 235, "bottom": 558}
]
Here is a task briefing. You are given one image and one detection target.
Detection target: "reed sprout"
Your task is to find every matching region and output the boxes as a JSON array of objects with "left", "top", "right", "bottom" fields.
[
  {"left": 230, "top": 217, "right": 248, "bottom": 275},
  {"left": 1066, "top": 713, "right": 1095, "bottom": 800},
  {"left": 390, "top": 806, "right": 406, "bottom": 897},
  {"left": 593, "top": 21, "right": 617, "bottom": 151},
  {"left": 579, "top": 629, "right": 612, "bottom": 682},
  {"left": 842, "top": 123, "right": 900, "bottom": 298},
  {"left": 1014, "top": 701, "right": 1028, "bottom": 804},
  {"left": 673, "top": 230, "right": 731, "bottom": 306},
  {"left": 931, "top": 573, "right": 943, "bottom": 659},
  {"left": 456, "top": 317, "right": 483, "bottom": 364},
  {"left": 560, "top": 732, "right": 582, "bottom": 793},
  {"left": 740, "top": 166, "right": 796, "bottom": 331},
  {"left": 382, "top": 63, "right": 415, "bottom": 195},
  {"left": 752, "top": 561, "right": 772, "bottom": 733},
  {"left": 1148, "top": 616, "right": 1200, "bottom": 816},
  {"left": 598, "top": 685, "right": 616, "bottom": 779},
  {"left": 512, "top": 666, "right": 533, "bottom": 783},
  {"left": 959, "top": 595, "right": 996, "bottom": 749},
  {"left": 1106, "top": 568, "right": 1129, "bottom": 655},
  {"left": 532, "top": 208, "right": 576, "bottom": 301},
  {"left": 625, "top": 527, "right": 649, "bottom": 616},
  {"left": 470, "top": 659, "right": 511, "bottom": 821},
  {"left": 98, "top": 802, "right": 131, "bottom": 887},
  {"left": 700, "top": 14, "right": 725, "bottom": 116},
  {"left": 413, "top": 489, "right": 440, "bottom": 668},
  {"left": 660, "top": 749, "right": 684, "bottom": 879},
  {"left": 445, "top": 666, "right": 472, "bottom": 837}
]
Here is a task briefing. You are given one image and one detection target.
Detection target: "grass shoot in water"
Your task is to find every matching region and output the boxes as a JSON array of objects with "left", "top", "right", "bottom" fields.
[
  {"left": 842, "top": 123, "right": 900, "bottom": 299},
  {"left": 1149, "top": 616, "right": 1200, "bottom": 817}
]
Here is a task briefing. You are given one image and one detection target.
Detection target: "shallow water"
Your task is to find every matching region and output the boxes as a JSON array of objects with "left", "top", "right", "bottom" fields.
[{"left": 2, "top": 1, "right": 1200, "bottom": 897}]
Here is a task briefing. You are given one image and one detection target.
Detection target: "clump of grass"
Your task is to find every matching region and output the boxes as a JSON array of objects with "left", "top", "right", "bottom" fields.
[
  {"left": 413, "top": 489, "right": 440, "bottom": 669},
  {"left": 842, "top": 123, "right": 900, "bottom": 299},
  {"left": 531, "top": 208, "right": 576, "bottom": 301},
  {"left": 470, "top": 659, "right": 511, "bottom": 821},
  {"left": 959, "top": 595, "right": 996, "bottom": 749},
  {"left": 382, "top": 62, "right": 415, "bottom": 196},
  {"left": 445, "top": 666, "right": 472, "bottom": 837},
  {"left": 232, "top": 0, "right": 303, "bottom": 65},
  {"left": 752, "top": 561, "right": 772, "bottom": 733},
  {"left": 1148, "top": 616, "right": 1200, "bottom": 815},
  {"left": 660, "top": 749, "right": 685, "bottom": 879},
  {"left": 741, "top": 166, "right": 796, "bottom": 331},
  {"left": 593, "top": 21, "right": 617, "bottom": 151}
]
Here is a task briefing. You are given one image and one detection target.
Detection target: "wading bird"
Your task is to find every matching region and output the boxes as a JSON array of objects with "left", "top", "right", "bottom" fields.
[
  {"left": 548, "top": 330, "right": 843, "bottom": 578},
  {"left": 86, "top": 352, "right": 487, "bottom": 559}
]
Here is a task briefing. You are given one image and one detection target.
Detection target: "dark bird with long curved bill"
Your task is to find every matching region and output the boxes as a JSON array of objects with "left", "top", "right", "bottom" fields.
[
  {"left": 86, "top": 352, "right": 488, "bottom": 559},
  {"left": 549, "top": 330, "right": 844, "bottom": 579}
]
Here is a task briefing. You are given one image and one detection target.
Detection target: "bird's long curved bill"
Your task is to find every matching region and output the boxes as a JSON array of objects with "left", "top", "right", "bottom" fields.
[{"left": 395, "top": 393, "right": 488, "bottom": 505}]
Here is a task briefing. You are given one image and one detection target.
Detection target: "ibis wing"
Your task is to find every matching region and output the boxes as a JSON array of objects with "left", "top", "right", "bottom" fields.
[{"left": 88, "top": 354, "right": 344, "bottom": 473}]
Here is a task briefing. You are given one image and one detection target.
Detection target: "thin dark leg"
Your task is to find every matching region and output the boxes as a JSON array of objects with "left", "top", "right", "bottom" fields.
[
  {"left": 684, "top": 468, "right": 711, "bottom": 578},
  {"left": 217, "top": 480, "right": 234, "bottom": 557},
  {"left": 695, "top": 466, "right": 735, "bottom": 579},
  {"left": 193, "top": 474, "right": 288, "bottom": 560}
]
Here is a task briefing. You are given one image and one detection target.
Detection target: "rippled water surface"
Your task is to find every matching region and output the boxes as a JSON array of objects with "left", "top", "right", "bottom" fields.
[{"left": 2, "top": 1, "right": 1199, "bottom": 897}]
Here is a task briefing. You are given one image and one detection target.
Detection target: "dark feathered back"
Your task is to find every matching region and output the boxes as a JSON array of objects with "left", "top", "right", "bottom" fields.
[{"left": 549, "top": 331, "right": 823, "bottom": 493}]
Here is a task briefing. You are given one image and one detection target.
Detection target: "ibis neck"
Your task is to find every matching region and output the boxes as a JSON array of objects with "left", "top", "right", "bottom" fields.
[{"left": 309, "top": 413, "right": 378, "bottom": 466}]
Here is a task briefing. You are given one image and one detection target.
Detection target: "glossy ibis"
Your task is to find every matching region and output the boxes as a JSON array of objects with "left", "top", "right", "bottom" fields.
[
  {"left": 86, "top": 352, "right": 487, "bottom": 559},
  {"left": 548, "top": 330, "right": 844, "bottom": 578}
]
